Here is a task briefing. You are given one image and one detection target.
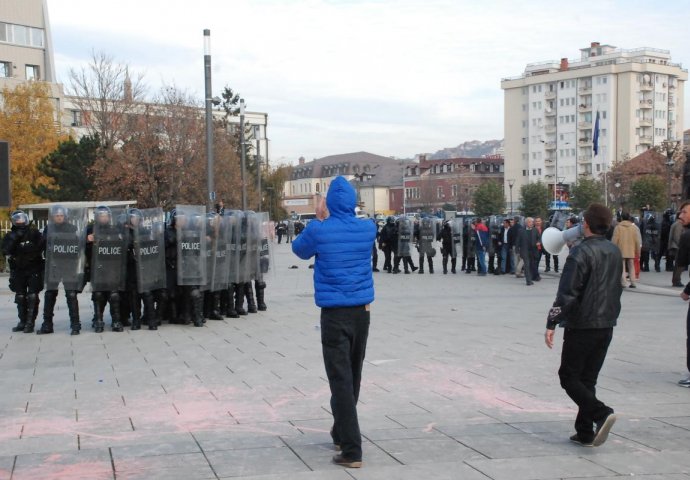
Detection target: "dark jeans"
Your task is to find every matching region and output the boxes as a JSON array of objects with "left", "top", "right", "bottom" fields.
[
  {"left": 558, "top": 327, "right": 614, "bottom": 442},
  {"left": 321, "top": 305, "right": 370, "bottom": 460},
  {"left": 686, "top": 304, "right": 690, "bottom": 373}
]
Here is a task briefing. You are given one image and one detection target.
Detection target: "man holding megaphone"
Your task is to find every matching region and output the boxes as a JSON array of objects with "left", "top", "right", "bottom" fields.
[{"left": 544, "top": 203, "right": 623, "bottom": 447}]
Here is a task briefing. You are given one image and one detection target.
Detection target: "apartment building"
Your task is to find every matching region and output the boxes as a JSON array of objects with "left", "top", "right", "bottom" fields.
[{"left": 502, "top": 42, "right": 687, "bottom": 209}]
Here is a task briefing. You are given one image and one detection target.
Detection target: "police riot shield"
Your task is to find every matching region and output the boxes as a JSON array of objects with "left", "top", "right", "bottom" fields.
[
  {"left": 245, "top": 211, "right": 260, "bottom": 281},
  {"left": 254, "top": 212, "right": 274, "bottom": 281},
  {"left": 210, "top": 212, "right": 230, "bottom": 292},
  {"left": 224, "top": 210, "right": 240, "bottom": 285},
  {"left": 397, "top": 217, "right": 412, "bottom": 256},
  {"left": 44, "top": 206, "right": 87, "bottom": 291},
  {"left": 549, "top": 211, "right": 568, "bottom": 231},
  {"left": 488, "top": 215, "right": 503, "bottom": 256},
  {"left": 418, "top": 217, "right": 436, "bottom": 256},
  {"left": 235, "top": 211, "right": 251, "bottom": 283},
  {"left": 91, "top": 207, "right": 128, "bottom": 292},
  {"left": 134, "top": 208, "right": 166, "bottom": 294},
  {"left": 287, "top": 219, "right": 295, "bottom": 237},
  {"left": 450, "top": 218, "right": 463, "bottom": 258},
  {"left": 176, "top": 205, "right": 207, "bottom": 286}
]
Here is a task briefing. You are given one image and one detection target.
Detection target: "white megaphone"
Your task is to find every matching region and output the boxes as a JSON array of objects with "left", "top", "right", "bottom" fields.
[{"left": 541, "top": 224, "right": 584, "bottom": 255}]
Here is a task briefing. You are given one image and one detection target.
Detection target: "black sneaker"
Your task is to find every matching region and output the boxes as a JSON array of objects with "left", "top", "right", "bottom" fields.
[
  {"left": 678, "top": 377, "right": 690, "bottom": 387},
  {"left": 593, "top": 413, "right": 616, "bottom": 446},
  {"left": 332, "top": 454, "right": 362, "bottom": 468},
  {"left": 569, "top": 434, "right": 593, "bottom": 447}
]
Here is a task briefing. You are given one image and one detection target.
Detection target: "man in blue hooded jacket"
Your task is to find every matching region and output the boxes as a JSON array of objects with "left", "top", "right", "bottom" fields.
[{"left": 292, "top": 176, "right": 376, "bottom": 468}]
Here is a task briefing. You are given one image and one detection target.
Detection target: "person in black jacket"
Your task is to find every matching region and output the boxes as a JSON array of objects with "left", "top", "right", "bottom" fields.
[
  {"left": 2, "top": 210, "right": 44, "bottom": 333},
  {"left": 379, "top": 217, "right": 396, "bottom": 273},
  {"left": 545, "top": 203, "right": 622, "bottom": 447},
  {"left": 676, "top": 201, "right": 690, "bottom": 387}
]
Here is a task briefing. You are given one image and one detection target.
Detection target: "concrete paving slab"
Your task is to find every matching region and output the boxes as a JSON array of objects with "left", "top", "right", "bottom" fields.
[{"left": 1, "top": 245, "right": 690, "bottom": 478}]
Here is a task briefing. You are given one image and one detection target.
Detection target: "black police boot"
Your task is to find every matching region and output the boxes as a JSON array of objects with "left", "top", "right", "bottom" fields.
[
  {"left": 93, "top": 294, "right": 105, "bottom": 332},
  {"left": 224, "top": 288, "right": 239, "bottom": 318},
  {"left": 209, "top": 292, "right": 223, "bottom": 320},
  {"left": 192, "top": 290, "right": 204, "bottom": 327},
  {"left": 142, "top": 293, "right": 157, "bottom": 330},
  {"left": 429, "top": 259, "right": 434, "bottom": 274},
  {"left": 24, "top": 293, "right": 38, "bottom": 333},
  {"left": 245, "top": 282, "right": 258, "bottom": 314},
  {"left": 66, "top": 291, "right": 81, "bottom": 335},
  {"left": 451, "top": 258, "right": 457, "bottom": 274},
  {"left": 255, "top": 281, "right": 267, "bottom": 311},
  {"left": 130, "top": 291, "right": 141, "bottom": 330},
  {"left": 12, "top": 294, "right": 27, "bottom": 332},
  {"left": 37, "top": 290, "right": 57, "bottom": 335},
  {"left": 234, "top": 283, "right": 247, "bottom": 316},
  {"left": 110, "top": 292, "right": 124, "bottom": 332}
]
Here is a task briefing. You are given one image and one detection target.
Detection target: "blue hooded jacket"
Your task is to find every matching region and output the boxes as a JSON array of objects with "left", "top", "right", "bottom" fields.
[{"left": 292, "top": 176, "right": 376, "bottom": 308}]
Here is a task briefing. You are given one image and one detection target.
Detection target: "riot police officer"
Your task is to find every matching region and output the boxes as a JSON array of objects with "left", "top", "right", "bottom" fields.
[
  {"left": 39, "top": 205, "right": 86, "bottom": 335},
  {"left": 87, "top": 206, "right": 127, "bottom": 333},
  {"left": 379, "top": 216, "right": 396, "bottom": 273},
  {"left": 2, "top": 210, "right": 44, "bottom": 333},
  {"left": 414, "top": 216, "right": 436, "bottom": 274}
]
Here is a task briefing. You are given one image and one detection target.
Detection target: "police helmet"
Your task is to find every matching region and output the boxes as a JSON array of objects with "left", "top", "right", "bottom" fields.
[
  {"left": 10, "top": 210, "right": 28, "bottom": 227},
  {"left": 50, "top": 205, "right": 68, "bottom": 218},
  {"left": 95, "top": 205, "right": 112, "bottom": 223}
]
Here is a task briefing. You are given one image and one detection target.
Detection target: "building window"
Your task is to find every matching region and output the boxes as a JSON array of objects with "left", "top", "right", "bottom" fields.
[
  {"left": 452, "top": 184, "right": 458, "bottom": 197},
  {"left": 70, "top": 110, "right": 82, "bottom": 126},
  {"left": 523, "top": 170, "right": 527, "bottom": 176},
  {"left": 0, "top": 61, "right": 10, "bottom": 77},
  {"left": 25, "top": 64, "right": 39, "bottom": 80},
  {"left": 437, "top": 186, "right": 443, "bottom": 199}
]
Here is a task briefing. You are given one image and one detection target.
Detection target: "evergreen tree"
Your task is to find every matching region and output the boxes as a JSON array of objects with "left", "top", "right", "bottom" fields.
[
  {"left": 33, "top": 135, "right": 100, "bottom": 201},
  {"left": 472, "top": 180, "right": 506, "bottom": 215},
  {"left": 520, "top": 181, "right": 549, "bottom": 218}
]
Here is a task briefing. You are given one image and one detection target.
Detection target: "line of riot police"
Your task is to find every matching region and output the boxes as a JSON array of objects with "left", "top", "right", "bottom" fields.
[
  {"left": 374, "top": 213, "right": 571, "bottom": 277},
  {"left": 1, "top": 204, "right": 273, "bottom": 335}
]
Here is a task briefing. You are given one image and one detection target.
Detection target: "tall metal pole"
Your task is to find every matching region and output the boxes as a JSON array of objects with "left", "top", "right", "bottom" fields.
[
  {"left": 203, "top": 29, "right": 214, "bottom": 209},
  {"left": 255, "top": 126, "right": 262, "bottom": 212},
  {"left": 402, "top": 163, "right": 406, "bottom": 215},
  {"left": 239, "top": 99, "right": 247, "bottom": 211}
]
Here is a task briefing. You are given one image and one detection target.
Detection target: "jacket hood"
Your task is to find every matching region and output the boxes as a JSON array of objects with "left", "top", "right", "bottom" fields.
[
  {"left": 326, "top": 176, "right": 356, "bottom": 218},
  {"left": 619, "top": 220, "right": 634, "bottom": 227}
]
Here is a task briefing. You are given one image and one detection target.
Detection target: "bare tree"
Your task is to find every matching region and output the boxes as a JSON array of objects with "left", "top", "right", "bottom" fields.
[{"left": 68, "top": 51, "right": 147, "bottom": 148}]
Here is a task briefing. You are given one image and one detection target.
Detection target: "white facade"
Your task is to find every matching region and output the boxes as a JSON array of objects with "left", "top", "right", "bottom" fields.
[{"left": 502, "top": 42, "right": 687, "bottom": 207}]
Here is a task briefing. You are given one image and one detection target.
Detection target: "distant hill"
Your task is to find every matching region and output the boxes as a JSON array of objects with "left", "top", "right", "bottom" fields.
[{"left": 428, "top": 139, "right": 504, "bottom": 160}]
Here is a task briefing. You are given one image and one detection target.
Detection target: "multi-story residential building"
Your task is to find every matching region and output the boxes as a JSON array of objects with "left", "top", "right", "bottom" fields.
[
  {"left": 283, "top": 152, "right": 414, "bottom": 217},
  {"left": 0, "top": 0, "right": 64, "bottom": 125},
  {"left": 502, "top": 42, "right": 687, "bottom": 210},
  {"left": 403, "top": 155, "right": 504, "bottom": 213}
]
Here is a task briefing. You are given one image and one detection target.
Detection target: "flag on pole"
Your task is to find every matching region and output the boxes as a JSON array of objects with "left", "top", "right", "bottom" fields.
[{"left": 593, "top": 110, "right": 600, "bottom": 156}]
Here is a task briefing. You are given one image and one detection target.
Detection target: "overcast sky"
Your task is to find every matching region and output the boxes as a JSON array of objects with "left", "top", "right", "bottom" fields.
[{"left": 48, "top": 0, "right": 690, "bottom": 165}]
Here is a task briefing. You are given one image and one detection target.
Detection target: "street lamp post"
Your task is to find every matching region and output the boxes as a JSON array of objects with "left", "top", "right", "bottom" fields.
[
  {"left": 507, "top": 179, "right": 515, "bottom": 215},
  {"left": 265, "top": 186, "right": 274, "bottom": 219},
  {"left": 203, "top": 29, "right": 214, "bottom": 209},
  {"left": 254, "top": 125, "right": 263, "bottom": 212},
  {"left": 239, "top": 99, "right": 247, "bottom": 211}
]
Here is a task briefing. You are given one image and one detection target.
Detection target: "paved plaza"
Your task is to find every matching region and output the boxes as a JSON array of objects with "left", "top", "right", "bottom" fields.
[{"left": 1, "top": 243, "right": 690, "bottom": 479}]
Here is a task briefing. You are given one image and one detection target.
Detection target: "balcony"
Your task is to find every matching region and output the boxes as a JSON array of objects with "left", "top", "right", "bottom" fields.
[
  {"left": 545, "top": 158, "right": 555, "bottom": 163},
  {"left": 639, "top": 118, "right": 653, "bottom": 127},
  {"left": 578, "top": 156, "right": 592, "bottom": 163},
  {"left": 545, "top": 91, "right": 556, "bottom": 99},
  {"left": 640, "top": 82, "right": 653, "bottom": 91},
  {"left": 545, "top": 125, "right": 557, "bottom": 133},
  {"left": 578, "top": 138, "right": 592, "bottom": 147},
  {"left": 578, "top": 121, "right": 592, "bottom": 129},
  {"left": 578, "top": 104, "right": 592, "bottom": 112},
  {"left": 669, "top": 82, "right": 676, "bottom": 90},
  {"left": 544, "top": 108, "right": 556, "bottom": 117},
  {"left": 578, "top": 85, "right": 592, "bottom": 94},
  {"left": 639, "top": 135, "right": 653, "bottom": 144},
  {"left": 640, "top": 99, "right": 653, "bottom": 108},
  {"left": 542, "top": 141, "right": 556, "bottom": 150}
]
